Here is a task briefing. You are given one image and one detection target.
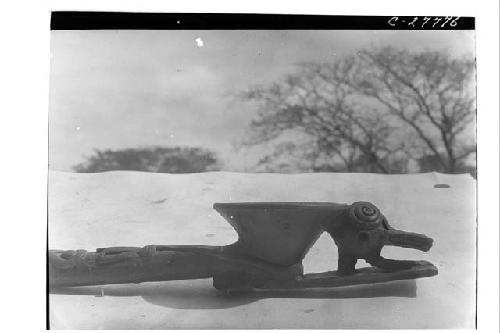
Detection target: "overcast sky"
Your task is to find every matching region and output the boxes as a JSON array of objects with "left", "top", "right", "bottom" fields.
[{"left": 49, "top": 30, "right": 475, "bottom": 172}]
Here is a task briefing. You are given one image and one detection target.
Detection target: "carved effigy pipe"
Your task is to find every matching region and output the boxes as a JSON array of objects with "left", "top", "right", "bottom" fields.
[{"left": 49, "top": 202, "right": 437, "bottom": 292}]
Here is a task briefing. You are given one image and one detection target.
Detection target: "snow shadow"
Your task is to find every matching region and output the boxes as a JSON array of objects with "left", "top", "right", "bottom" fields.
[{"left": 51, "top": 278, "right": 417, "bottom": 310}]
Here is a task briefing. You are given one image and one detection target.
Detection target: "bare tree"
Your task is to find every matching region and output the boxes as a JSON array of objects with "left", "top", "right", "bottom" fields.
[
  {"left": 351, "top": 47, "right": 476, "bottom": 173},
  {"left": 239, "top": 47, "right": 475, "bottom": 174}
]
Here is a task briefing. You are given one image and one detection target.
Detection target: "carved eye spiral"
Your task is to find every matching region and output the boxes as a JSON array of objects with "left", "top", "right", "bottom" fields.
[{"left": 347, "top": 202, "right": 383, "bottom": 230}]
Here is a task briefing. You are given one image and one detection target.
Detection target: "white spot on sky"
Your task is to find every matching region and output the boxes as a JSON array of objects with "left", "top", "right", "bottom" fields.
[
  {"left": 195, "top": 38, "right": 204, "bottom": 47},
  {"left": 75, "top": 126, "right": 80, "bottom": 131},
  {"left": 169, "top": 133, "right": 175, "bottom": 138}
]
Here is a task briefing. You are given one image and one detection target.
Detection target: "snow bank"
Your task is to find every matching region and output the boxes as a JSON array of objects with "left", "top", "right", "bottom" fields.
[{"left": 48, "top": 171, "right": 476, "bottom": 329}]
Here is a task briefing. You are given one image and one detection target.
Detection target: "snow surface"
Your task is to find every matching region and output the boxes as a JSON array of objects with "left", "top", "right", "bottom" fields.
[{"left": 49, "top": 171, "right": 476, "bottom": 329}]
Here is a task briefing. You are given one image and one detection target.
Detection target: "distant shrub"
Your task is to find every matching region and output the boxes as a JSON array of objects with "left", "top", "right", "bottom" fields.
[{"left": 74, "top": 146, "right": 220, "bottom": 173}]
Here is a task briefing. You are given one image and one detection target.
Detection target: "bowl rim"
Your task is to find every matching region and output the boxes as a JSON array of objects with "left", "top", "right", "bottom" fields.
[{"left": 213, "top": 202, "right": 347, "bottom": 210}]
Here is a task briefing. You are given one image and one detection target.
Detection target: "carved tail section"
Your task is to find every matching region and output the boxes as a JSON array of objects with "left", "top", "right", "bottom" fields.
[{"left": 49, "top": 245, "right": 223, "bottom": 288}]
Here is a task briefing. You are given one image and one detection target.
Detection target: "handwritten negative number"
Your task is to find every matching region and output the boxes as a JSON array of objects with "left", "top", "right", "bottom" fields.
[{"left": 388, "top": 16, "right": 460, "bottom": 28}]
